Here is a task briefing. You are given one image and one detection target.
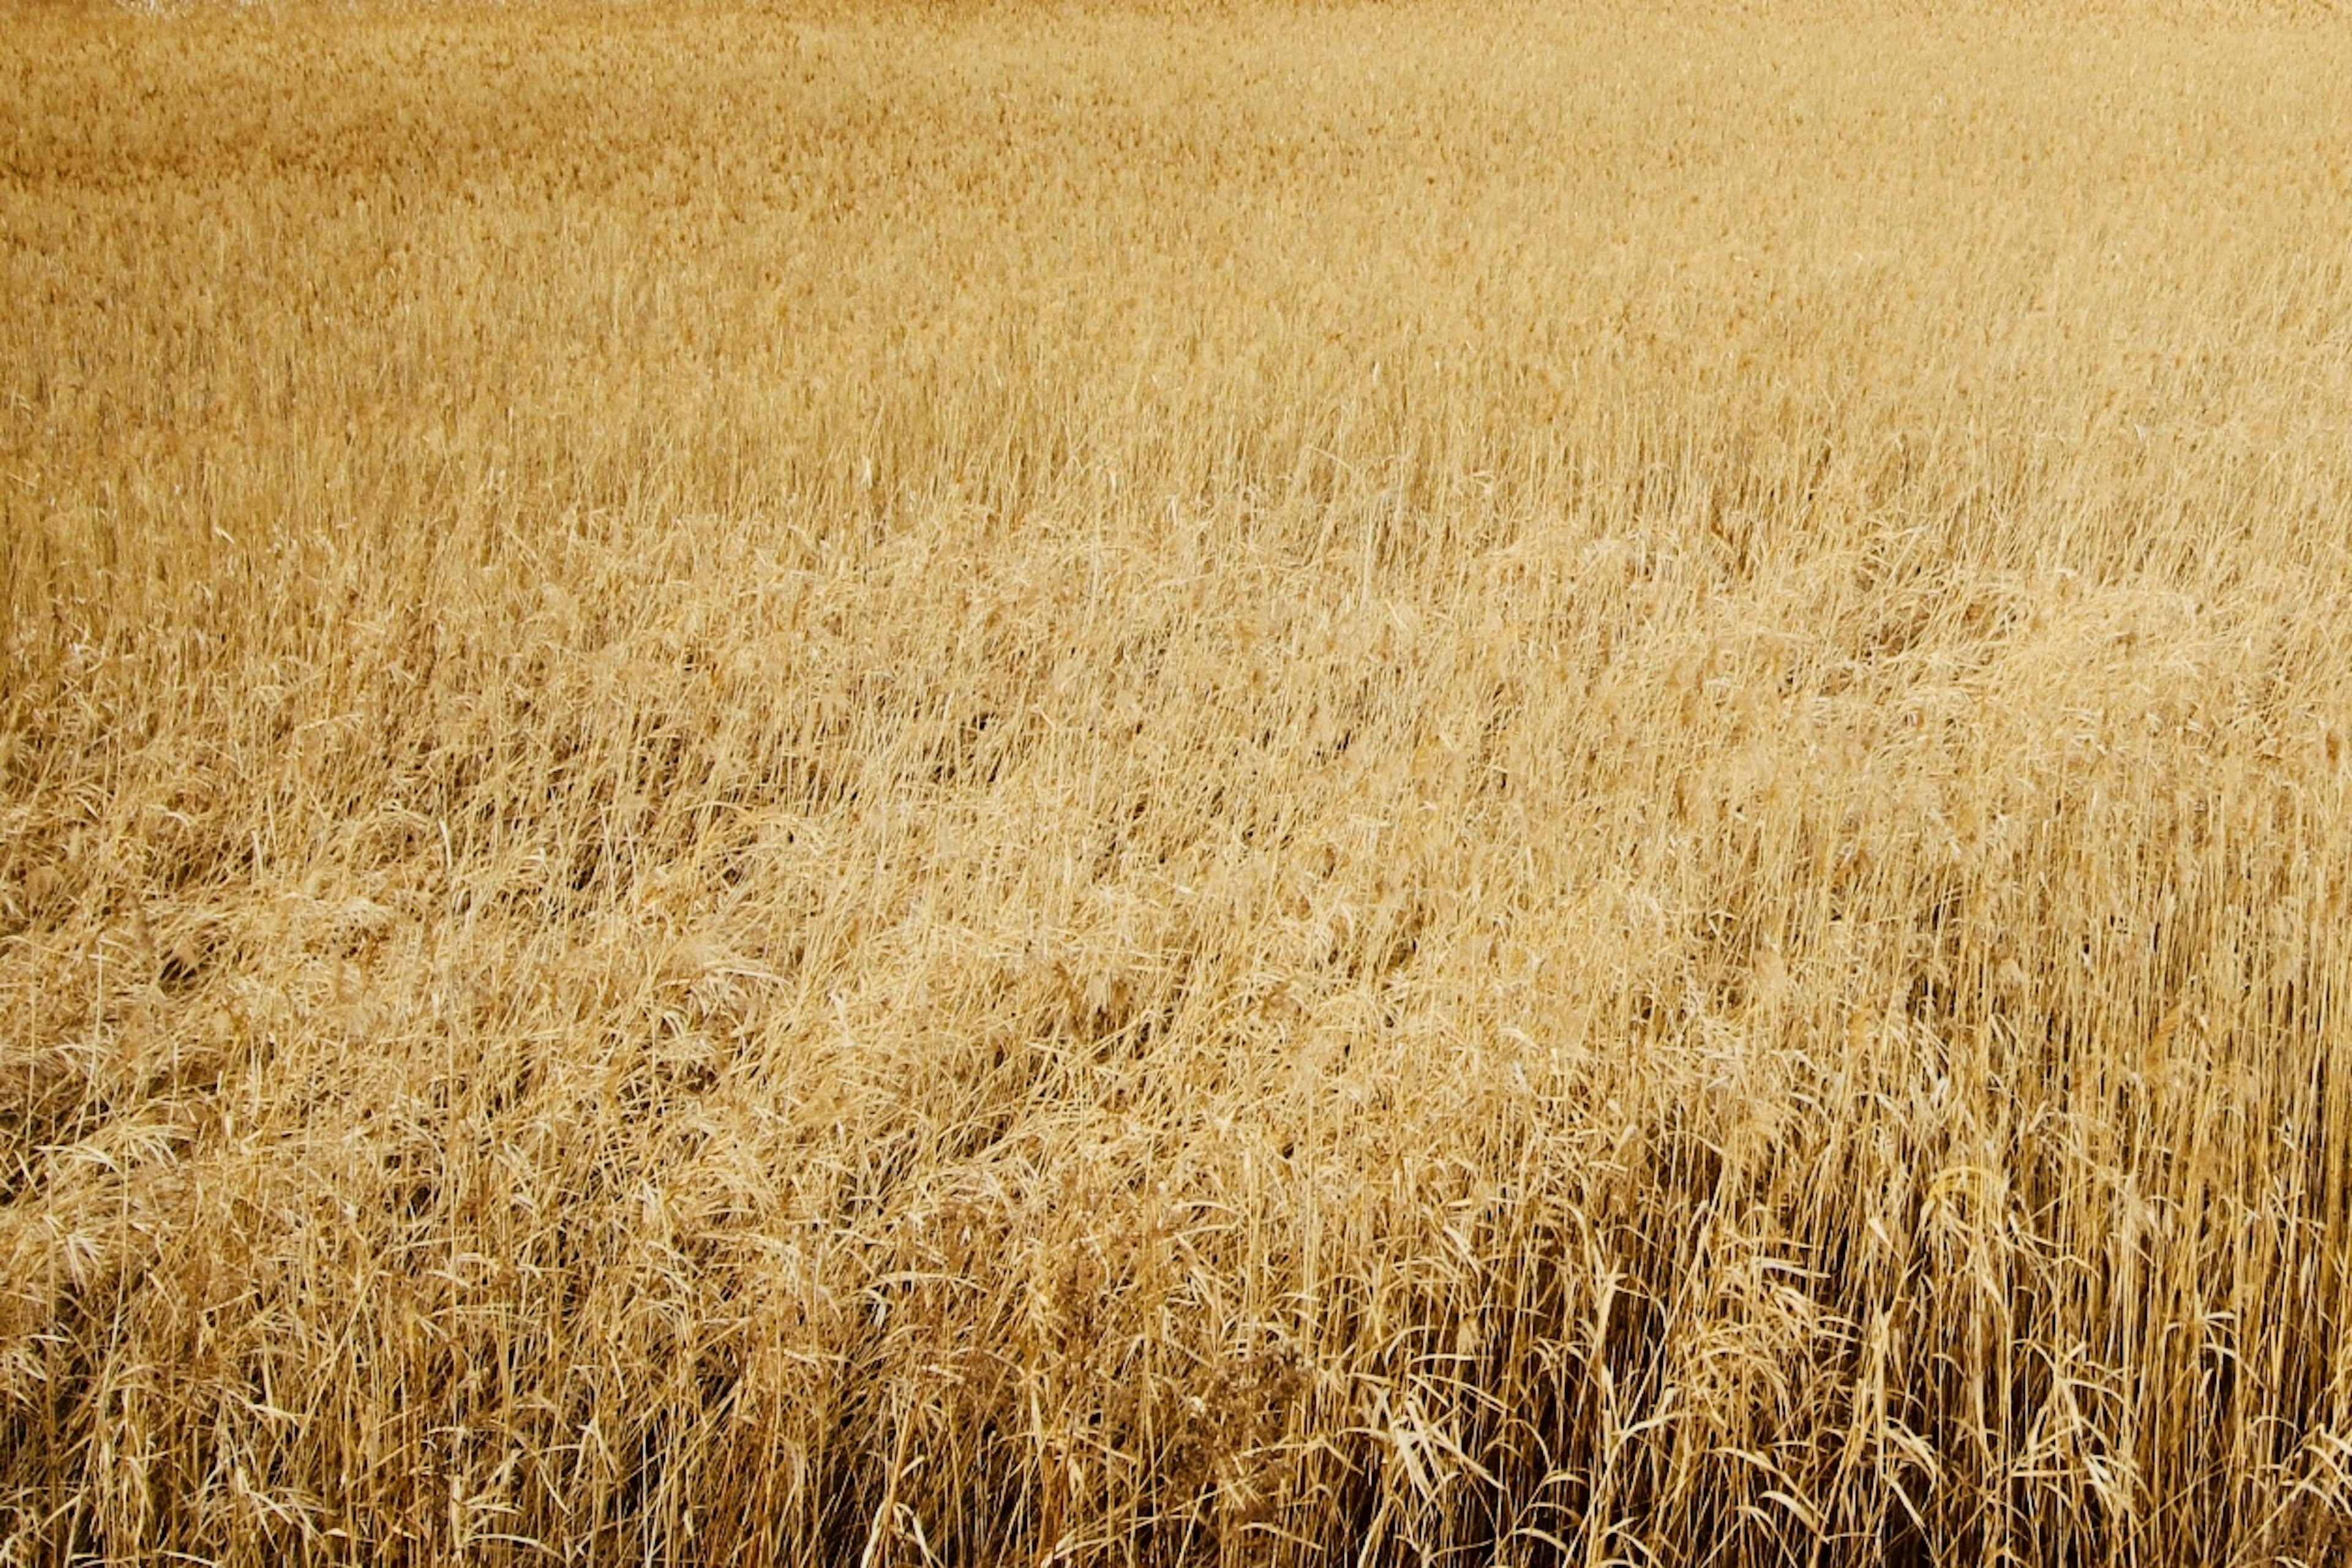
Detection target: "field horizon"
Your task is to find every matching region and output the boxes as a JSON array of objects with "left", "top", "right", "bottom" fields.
[{"left": 6, "top": 1, "right": 2352, "bottom": 1562}]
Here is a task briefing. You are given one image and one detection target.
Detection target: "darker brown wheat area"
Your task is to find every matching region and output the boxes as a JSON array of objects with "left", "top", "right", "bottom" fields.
[{"left": 5, "top": 1, "right": 2352, "bottom": 1563}]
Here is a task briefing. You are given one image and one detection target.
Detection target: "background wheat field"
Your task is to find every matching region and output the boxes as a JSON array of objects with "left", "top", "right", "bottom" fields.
[{"left": 6, "top": 0, "right": 2352, "bottom": 1562}]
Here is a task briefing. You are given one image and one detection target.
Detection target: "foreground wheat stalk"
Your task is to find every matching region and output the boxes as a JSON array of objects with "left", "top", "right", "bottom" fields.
[{"left": 3, "top": 1, "right": 2351, "bottom": 1562}]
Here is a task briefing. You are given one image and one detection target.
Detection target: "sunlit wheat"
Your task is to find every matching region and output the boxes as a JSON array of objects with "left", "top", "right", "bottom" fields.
[{"left": 4, "top": 1, "right": 2351, "bottom": 1562}]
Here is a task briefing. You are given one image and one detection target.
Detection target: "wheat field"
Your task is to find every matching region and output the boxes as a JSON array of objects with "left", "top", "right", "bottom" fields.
[{"left": 5, "top": 0, "right": 2352, "bottom": 1562}]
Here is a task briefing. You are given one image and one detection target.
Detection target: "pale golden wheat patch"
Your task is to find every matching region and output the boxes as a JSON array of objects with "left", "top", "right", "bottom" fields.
[{"left": 4, "top": 1, "right": 2352, "bottom": 1562}]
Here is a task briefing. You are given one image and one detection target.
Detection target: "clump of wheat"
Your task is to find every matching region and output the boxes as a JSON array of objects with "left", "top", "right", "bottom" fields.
[{"left": 4, "top": 1, "right": 2351, "bottom": 1562}]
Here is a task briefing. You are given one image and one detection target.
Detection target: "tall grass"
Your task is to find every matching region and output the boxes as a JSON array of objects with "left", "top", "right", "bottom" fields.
[{"left": 5, "top": 1, "right": 2352, "bottom": 1561}]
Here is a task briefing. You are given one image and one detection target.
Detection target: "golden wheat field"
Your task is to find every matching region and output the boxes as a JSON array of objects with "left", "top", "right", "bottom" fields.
[{"left": 6, "top": 0, "right": 2352, "bottom": 1561}]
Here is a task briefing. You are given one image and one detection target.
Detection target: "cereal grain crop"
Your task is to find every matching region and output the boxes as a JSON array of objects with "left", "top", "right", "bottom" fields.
[{"left": 6, "top": 1, "right": 2352, "bottom": 1562}]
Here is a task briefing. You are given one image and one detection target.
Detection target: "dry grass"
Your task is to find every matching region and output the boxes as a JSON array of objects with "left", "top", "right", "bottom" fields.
[{"left": 6, "top": 0, "right": 2352, "bottom": 1561}]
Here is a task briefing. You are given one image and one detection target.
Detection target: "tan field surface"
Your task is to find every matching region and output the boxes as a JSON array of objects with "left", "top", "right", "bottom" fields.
[{"left": 6, "top": 0, "right": 2352, "bottom": 1561}]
